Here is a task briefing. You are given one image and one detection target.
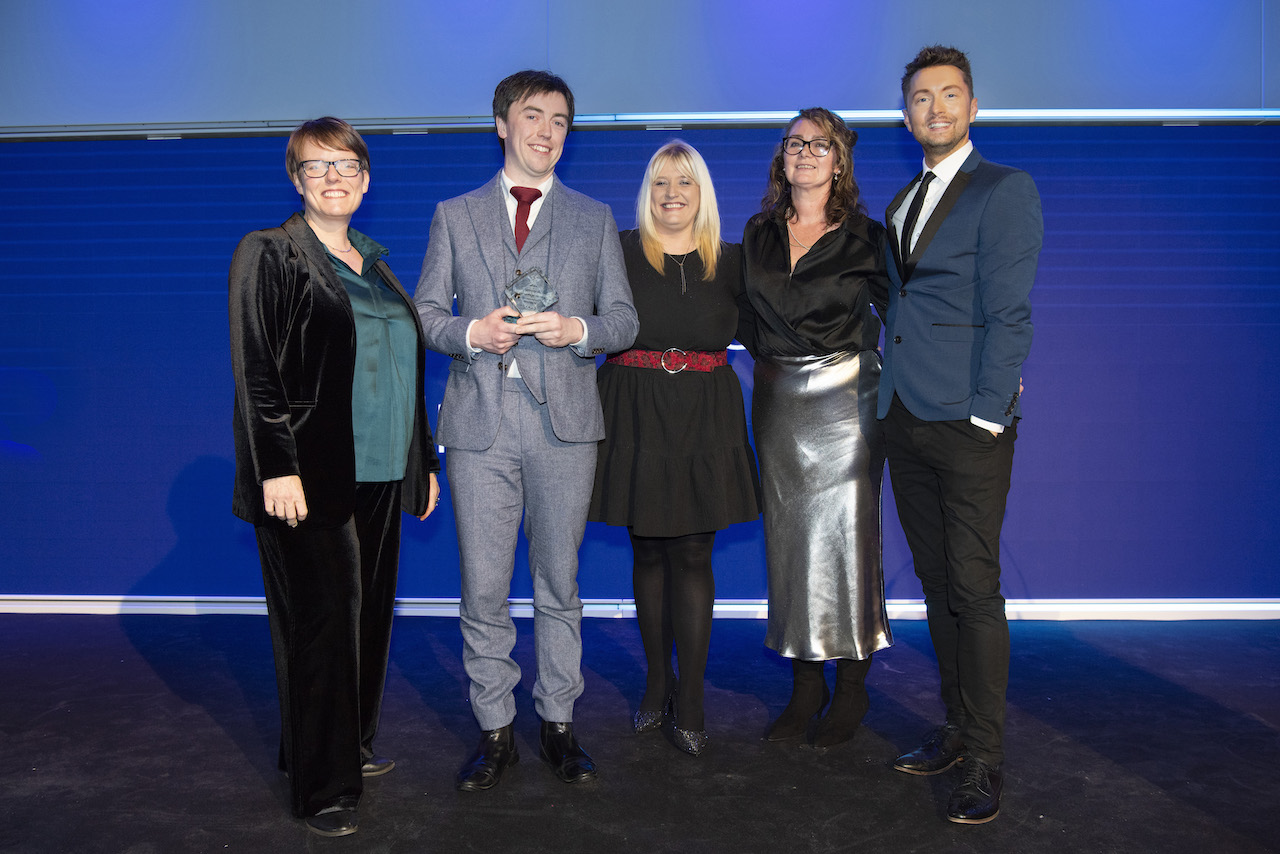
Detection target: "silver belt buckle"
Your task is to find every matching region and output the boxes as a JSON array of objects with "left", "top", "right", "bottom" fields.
[{"left": 660, "top": 348, "right": 687, "bottom": 374}]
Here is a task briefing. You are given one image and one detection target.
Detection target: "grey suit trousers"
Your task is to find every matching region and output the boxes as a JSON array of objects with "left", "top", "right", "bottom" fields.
[{"left": 449, "top": 376, "right": 597, "bottom": 730}]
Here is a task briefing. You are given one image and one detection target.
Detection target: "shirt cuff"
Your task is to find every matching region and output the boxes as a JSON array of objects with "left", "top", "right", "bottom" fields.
[
  {"left": 970, "top": 415, "right": 1004, "bottom": 434},
  {"left": 569, "top": 316, "right": 589, "bottom": 354},
  {"left": 465, "top": 319, "right": 481, "bottom": 354}
]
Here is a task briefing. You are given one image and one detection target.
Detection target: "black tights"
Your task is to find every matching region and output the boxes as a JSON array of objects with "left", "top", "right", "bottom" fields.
[{"left": 630, "top": 530, "right": 716, "bottom": 730}]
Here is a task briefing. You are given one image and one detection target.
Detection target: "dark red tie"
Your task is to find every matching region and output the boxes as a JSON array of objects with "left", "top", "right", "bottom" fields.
[{"left": 511, "top": 186, "right": 542, "bottom": 253}]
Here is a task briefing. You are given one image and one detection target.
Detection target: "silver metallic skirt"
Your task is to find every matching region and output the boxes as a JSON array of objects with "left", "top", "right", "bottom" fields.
[{"left": 753, "top": 349, "right": 892, "bottom": 661}]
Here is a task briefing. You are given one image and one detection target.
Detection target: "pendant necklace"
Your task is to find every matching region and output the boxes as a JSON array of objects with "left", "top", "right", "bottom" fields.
[{"left": 667, "top": 252, "right": 690, "bottom": 294}]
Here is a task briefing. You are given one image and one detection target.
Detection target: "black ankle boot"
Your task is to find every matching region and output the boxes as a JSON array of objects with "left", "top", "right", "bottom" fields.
[
  {"left": 812, "top": 656, "right": 871, "bottom": 749},
  {"left": 765, "top": 659, "right": 829, "bottom": 741}
]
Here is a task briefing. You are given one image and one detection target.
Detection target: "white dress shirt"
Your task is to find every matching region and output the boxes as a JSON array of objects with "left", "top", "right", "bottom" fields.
[{"left": 892, "top": 140, "right": 973, "bottom": 255}]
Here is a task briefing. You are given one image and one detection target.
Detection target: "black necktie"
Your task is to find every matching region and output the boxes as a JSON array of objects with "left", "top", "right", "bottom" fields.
[{"left": 899, "top": 171, "right": 935, "bottom": 261}]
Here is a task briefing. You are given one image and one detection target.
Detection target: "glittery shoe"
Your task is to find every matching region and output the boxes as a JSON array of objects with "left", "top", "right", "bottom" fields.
[
  {"left": 670, "top": 691, "right": 707, "bottom": 756},
  {"left": 672, "top": 726, "right": 708, "bottom": 756},
  {"left": 632, "top": 681, "right": 677, "bottom": 734},
  {"left": 632, "top": 709, "right": 664, "bottom": 734}
]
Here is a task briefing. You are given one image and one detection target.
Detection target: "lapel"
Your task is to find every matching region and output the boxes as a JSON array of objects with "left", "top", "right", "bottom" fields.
[
  {"left": 887, "top": 171, "right": 920, "bottom": 280},
  {"left": 521, "top": 178, "right": 555, "bottom": 267},
  {"left": 463, "top": 173, "right": 512, "bottom": 305},
  {"left": 542, "top": 177, "right": 578, "bottom": 287},
  {"left": 281, "top": 212, "right": 352, "bottom": 319},
  {"left": 903, "top": 149, "right": 982, "bottom": 281}
]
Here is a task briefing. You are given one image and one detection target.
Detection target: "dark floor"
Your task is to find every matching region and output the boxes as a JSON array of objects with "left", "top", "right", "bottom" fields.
[{"left": 1, "top": 614, "right": 1278, "bottom": 853}]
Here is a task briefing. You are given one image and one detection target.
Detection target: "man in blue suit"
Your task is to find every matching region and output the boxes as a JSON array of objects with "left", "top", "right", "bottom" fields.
[
  {"left": 879, "top": 45, "right": 1042, "bottom": 825},
  {"left": 414, "top": 70, "right": 638, "bottom": 792}
]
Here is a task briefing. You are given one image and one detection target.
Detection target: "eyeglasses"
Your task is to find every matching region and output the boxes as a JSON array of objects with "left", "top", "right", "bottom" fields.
[
  {"left": 782, "top": 137, "right": 832, "bottom": 157},
  {"left": 298, "top": 159, "right": 363, "bottom": 178}
]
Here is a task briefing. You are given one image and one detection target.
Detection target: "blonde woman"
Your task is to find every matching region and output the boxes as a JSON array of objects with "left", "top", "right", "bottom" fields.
[{"left": 589, "top": 140, "right": 761, "bottom": 756}]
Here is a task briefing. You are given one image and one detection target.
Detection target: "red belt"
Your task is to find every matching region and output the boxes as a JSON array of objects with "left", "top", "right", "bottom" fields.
[{"left": 606, "top": 348, "right": 728, "bottom": 374}]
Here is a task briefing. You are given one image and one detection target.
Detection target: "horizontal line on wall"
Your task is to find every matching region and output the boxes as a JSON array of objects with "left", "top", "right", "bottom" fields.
[
  {"left": 2, "top": 596, "right": 1277, "bottom": 621},
  {"left": 4, "top": 108, "right": 1279, "bottom": 141}
]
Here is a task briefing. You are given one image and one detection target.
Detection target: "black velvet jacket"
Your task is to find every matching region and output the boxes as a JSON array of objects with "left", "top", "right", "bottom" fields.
[{"left": 229, "top": 212, "right": 439, "bottom": 527}]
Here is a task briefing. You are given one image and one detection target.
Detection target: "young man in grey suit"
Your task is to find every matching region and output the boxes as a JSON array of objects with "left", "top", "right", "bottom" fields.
[
  {"left": 414, "top": 70, "right": 638, "bottom": 791},
  {"left": 879, "top": 45, "right": 1042, "bottom": 825}
]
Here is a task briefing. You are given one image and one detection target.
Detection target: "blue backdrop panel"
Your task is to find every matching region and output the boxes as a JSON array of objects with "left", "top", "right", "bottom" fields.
[{"left": 0, "top": 124, "right": 1276, "bottom": 600}]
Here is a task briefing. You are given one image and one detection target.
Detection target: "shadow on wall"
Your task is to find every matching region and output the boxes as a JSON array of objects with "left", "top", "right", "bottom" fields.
[
  {"left": 120, "top": 455, "right": 284, "bottom": 802},
  {"left": 128, "top": 454, "right": 262, "bottom": 596}
]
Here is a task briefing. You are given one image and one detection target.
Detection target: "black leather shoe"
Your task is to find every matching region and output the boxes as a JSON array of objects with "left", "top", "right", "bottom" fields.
[
  {"left": 361, "top": 755, "right": 395, "bottom": 777},
  {"left": 947, "top": 756, "right": 1002, "bottom": 824},
  {"left": 539, "top": 721, "right": 597, "bottom": 784},
  {"left": 456, "top": 724, "right": 518, "bottom": 792},
  {"left": 305, "top": 808, "right": 358, "bottom": 837},
  {"left": 893, "top": 723, "right": 966, "bottom": 775}
]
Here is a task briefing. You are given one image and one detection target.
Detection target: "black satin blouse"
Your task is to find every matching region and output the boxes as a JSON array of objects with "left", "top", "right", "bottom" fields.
[{"left": 738, "top": 212, "right": 890, "bottom": 358}]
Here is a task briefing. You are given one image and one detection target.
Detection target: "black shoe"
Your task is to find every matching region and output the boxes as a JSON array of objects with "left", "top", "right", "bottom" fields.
[
  {"left": 669, "top": 692, "right": 708, "bottom": 756},
  {"left": 947, "top": 756, "right": 1003, "bottom": 824},
  {"left": 539, "top": 721, "right": 597, "bottom": 784},
  {"left": 764, "top": 659, "right": 829, "bottom": 742},
  {"left": 633, "top": 681, "right": 677, "bottom": 734},
  {"left": 361, "top": 755, "right": 395, "bottom": 777},
  {"left": 810, "top": 657, "right": 871, "bottom": 750},
  {"left": 456, "top": 724, "right": 518, "bottom": 792},
  {"left": 671, "top": 725, "right": 708, "bottom": 756},
  {"left": 305, "top": 808, "right": 358, "bottom": 837},
  {"left": 893, "top": 723, "right": 966, "bottom": 775}
]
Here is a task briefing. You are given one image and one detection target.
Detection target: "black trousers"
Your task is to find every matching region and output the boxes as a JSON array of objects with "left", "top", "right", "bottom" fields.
[
  {"left": 884, "top": 396, "right": 1015, "bottom": 766},
  {"left": 254, "top": 481, "right": 402, "bottom": 817}
]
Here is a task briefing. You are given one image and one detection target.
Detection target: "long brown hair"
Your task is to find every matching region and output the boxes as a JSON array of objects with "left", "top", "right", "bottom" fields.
[{"left": 759, "top": 107, "right": 865, "bottom": 226}]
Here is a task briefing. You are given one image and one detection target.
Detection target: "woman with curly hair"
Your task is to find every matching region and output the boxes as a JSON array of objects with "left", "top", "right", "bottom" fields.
[{"left": 739, "top": 108, "right": 892, "bottom": 750}]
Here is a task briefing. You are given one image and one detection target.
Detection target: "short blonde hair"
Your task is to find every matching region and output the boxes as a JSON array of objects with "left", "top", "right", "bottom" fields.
[{"left": 635, "top": 140, "right": 721, "bottom": 280}]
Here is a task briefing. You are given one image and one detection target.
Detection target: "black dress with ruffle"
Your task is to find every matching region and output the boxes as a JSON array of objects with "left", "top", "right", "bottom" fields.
[{"left": 589, "top": 230, "right": 761, "bottom": 537}]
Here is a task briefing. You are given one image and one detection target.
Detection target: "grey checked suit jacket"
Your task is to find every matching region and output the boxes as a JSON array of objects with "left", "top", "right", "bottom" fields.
[{"left": 414, "top": 172, "right": 638, "bottom": 450}]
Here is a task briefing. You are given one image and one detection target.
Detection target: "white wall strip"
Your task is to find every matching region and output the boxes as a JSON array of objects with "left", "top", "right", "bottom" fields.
[
  {"left": 4, "top": 109, "right": 1279, "bottom": 140},
  {"left": 2, "top": 596, "right": 1277, "bottom": 621}
]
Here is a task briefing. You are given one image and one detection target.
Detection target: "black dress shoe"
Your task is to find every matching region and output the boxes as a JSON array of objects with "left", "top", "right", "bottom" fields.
[
  {"left": 361, "top": 755, "right": 395, "bottom": 777},
  {"left": 893, "top": 722, "right": 966, "bottom": 775},
  {"left": 539, "top": 721, "right": 597, "bottom": 784},
  {"left": 947, "top": 756, "right": 1002, "bottom": 824},
  {"left": 456, "top": 724, "right": 518, "bottom": 792},
  {"left": 305, "top": 808, "right": 358, "bottom": 837}
]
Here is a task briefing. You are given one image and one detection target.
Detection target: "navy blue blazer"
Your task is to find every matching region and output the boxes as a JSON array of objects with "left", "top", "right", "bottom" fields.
[{"left": 878, "top": 149, "right": 1042, "bottom": 426}]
